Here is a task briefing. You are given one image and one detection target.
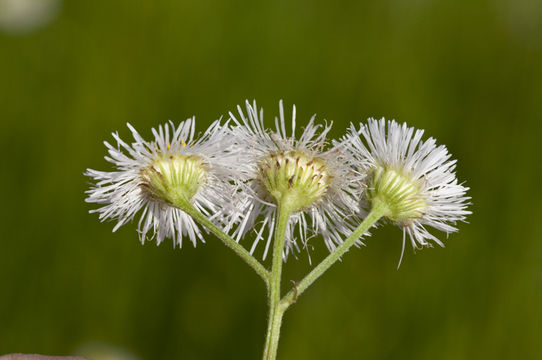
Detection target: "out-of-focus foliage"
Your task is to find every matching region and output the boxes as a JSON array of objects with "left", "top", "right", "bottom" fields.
[{"left": 1, "top": 0, "right": 541, "bottom": 359}]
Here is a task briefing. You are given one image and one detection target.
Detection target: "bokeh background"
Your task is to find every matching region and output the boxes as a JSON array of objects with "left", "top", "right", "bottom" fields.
[{"left": 1, "top": 0, "right": 541, "bottom": 359}]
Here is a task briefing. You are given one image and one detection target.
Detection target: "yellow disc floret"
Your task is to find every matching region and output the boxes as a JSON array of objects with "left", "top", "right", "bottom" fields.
[{"left": 259, "top": 151, "right": 330, "bottom": 212}]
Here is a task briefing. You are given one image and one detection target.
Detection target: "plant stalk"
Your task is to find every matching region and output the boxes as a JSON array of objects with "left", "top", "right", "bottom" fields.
[
  {"left": 262, "top": 200, "right": 292, "bottom": 360},
  {"left": 174, "top": 197, "right": 271, "bottom": 284},
  {"left": 280, "top": 201, "right": 387, "bottom": 309}
]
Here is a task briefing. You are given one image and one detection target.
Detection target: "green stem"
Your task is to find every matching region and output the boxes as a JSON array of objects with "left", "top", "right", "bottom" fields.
[
  {"left": 262, "top": 200, "right": 292, "bottom": 360},
  {"left": 279, "top": 201, "right": 387, "bottom": 310},
  {"left": 174, "top": 197, "right": 270, "bottom": 284}
]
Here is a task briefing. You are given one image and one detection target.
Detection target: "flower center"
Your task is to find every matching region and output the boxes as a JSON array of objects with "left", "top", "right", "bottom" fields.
[
  {"left": 140, "top": 154, "right": 207, "bottom": 205},
  {"left": 366, "top": 165, "right": 427, "bottom": 223},
  {"left": 259, "top": 151, "right": 330, "bottom": 212}
]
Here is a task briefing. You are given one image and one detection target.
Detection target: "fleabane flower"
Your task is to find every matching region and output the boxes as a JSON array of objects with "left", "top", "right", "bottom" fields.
[
  {"left": 227, "top": 100, "right": 363, "bottom": 260},
  {"left": 85, "top": 118, "right": 238, "bottom": 247},
  {"left": 341, "top": 118, "right": 471, "bottom": 256}
]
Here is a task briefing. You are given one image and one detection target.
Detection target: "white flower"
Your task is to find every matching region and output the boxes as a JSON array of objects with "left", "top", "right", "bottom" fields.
[
  {"left": 85, "top": 118, "right": 238, "bottom": 247},
  {"left": 341, "top": 118, "right": 471, "bottom": 256},
  {"left": 227, "top": 100, "right": 363, "bottom": 260}
]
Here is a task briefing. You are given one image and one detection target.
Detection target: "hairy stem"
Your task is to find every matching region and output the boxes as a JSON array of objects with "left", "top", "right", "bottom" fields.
[
  {"left": 175, "top": 197, "right": 270, "bottom": 284},
  {"left": 280, "top": 202, "right": 387, "bottom": 309},
  {"left": 262, "top": 201, "right": 292, "bottom": 360}
]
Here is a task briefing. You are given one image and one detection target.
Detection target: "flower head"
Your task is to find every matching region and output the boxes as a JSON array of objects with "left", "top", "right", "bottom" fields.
[
  {"left": 228, "top": 100, "right": 363, "bottom": 260},
  {"left": 85, "top": 118, "right": 237, "bottom": 247},
  {"left": 341, "top": 118, "right": 471, "bottom": 255}
]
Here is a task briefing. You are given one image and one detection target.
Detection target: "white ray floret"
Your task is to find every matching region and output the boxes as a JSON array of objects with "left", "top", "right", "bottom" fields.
[
  {"left": 340, "top": 118, "right": 471, "bottom": 256},
  {"left": 227, "top": 100, "right": 363, "bottom": 260},
  {"left": 85, "top": 118, "right": 239, "bottom": 248}
]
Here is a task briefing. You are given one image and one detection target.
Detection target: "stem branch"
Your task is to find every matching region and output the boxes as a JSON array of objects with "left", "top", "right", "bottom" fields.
[
  {"left": 280, "top": 202, "right": 387, "bottom": 309},
  {"left": 262, "top": 201, "right": 292, "bottom": 360},
  {"left": 175, "top": 197, "right": 270, "bottom": 284}
]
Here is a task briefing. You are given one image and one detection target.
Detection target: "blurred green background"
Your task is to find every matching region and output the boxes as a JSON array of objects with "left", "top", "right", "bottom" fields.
[{"left": 1, "top": 0, "right": 541, "bottom": 359}]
